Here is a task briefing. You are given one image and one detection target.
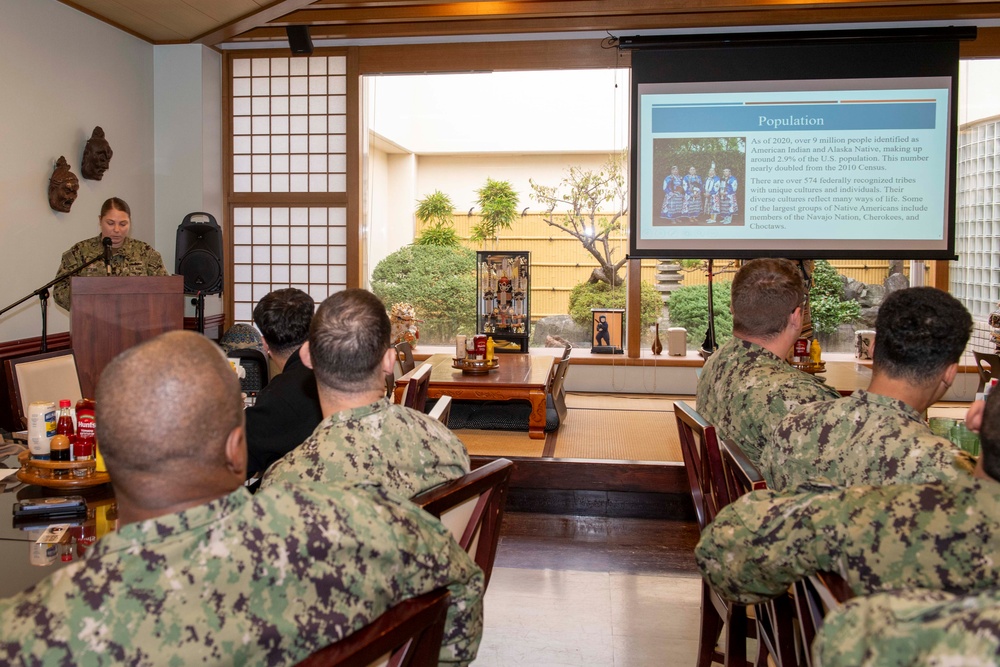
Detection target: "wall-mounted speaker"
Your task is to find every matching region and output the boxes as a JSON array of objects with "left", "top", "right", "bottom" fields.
[
  {"left": 176, "top": 212, "right": 223, "bottom": 295},
  {"left": 286, "top": 25, "right": 313, "bottom": 56}
]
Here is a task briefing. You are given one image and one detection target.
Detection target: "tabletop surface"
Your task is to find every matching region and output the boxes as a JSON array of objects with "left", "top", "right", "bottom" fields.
[
  {"left": 402, "top": 353, "right": 555, "bottom": 390},
  {"left": 0, "top": 453, "right": 117, "bottom": 598}
]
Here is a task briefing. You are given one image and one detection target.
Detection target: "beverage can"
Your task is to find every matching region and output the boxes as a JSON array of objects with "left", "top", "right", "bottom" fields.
[{"left": 28, "top": 401, "right": 56, "bottom": 460}]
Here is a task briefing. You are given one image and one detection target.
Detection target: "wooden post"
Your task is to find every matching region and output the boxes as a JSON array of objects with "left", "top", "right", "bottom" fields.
[{"left": 627, "top": 258, "right": 641, "bottom": 358}]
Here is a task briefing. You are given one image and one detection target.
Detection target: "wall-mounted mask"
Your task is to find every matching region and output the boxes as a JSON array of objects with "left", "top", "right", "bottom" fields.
[
  {"left": 81, "top": 126, "right": 113, "bottom": 180},
  {"left": 48, "top": 156, "right": 79, "bottom": 213}
]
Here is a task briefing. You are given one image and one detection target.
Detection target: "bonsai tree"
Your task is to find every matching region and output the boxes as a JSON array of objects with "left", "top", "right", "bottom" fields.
[
  {"left": 529, "top": 153, "right": 628, "bottom": 287},
  {"left": 414, "top": 190, "right": 460, "bottom": 247},
  {"left": 471, "top": 178, "right": 519, "bottom": 247}
]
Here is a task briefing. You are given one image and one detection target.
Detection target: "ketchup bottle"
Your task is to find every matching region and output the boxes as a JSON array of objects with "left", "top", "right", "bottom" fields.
[{"left": 74, "top": 398, "right": 96, "bottom": 462}]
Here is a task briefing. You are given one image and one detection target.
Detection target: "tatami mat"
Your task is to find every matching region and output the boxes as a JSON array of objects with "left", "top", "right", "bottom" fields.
[
  {"left": 457, "top": 429, "right": 546, "bottom": 458},
  {"left": 553, "top": 408, "right": 680, "bottom": 461},
  {"left": 456, "top": 394, "right": 683, "bottom": 462}
]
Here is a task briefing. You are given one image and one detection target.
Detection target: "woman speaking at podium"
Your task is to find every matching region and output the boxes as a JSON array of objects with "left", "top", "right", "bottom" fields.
[{"left": 53, "top": 197, "right": 167, "bottom": 310}]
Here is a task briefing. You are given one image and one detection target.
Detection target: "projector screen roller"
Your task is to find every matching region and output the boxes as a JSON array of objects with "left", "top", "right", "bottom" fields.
[{"left": 628, "top": 35, "right": 963, "bottom": 260}]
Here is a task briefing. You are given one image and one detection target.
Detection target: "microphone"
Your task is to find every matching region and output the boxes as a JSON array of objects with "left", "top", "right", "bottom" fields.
[{"left": 102, "top": 237, "right": 113, "bottom": 276}]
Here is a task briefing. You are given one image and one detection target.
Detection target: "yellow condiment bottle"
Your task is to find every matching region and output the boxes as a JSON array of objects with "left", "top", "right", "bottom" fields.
[
  {"left": 94, "top": 442, "right": 107, "bottom": 473},
  {"left": 810, "top": 338, "right": 822, "bottom": 365},
  {"left": 486, "top": 336, "right": 495, "bottom": 361}
]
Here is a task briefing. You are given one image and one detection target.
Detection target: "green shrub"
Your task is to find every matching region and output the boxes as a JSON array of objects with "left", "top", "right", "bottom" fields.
[
  {"left": 666, "top": 282, "right": 734, "bottom": 346},
  {"left": 567, "top": 280, "right": 662, "bottom": 329},
  {"left": 809, "top": 260, "right": 861, "bottom": 335},
  {"left": 370, "top": 246, "right": 477, "bottom": 343}
]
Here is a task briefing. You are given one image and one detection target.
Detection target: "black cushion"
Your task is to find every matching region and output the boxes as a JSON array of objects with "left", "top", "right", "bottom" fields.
[{"left": 446, "top": 399, "right": 558, "bottom": 432}]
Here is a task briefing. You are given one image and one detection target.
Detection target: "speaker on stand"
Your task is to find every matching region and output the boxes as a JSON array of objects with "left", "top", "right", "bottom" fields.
[{"left": 176, "top": 212, "right": 223, "bottom": 334}]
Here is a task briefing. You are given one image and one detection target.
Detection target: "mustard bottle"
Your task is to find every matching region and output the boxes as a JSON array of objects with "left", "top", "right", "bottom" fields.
[
  {"left": 810, "top": 338, "right": 822, "bottom": 365},
  {"left": 486, "top": 336, "right": 495, "bottom": 362}
]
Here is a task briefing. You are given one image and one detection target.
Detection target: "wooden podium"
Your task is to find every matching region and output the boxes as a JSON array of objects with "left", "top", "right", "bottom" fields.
[{"left": 70, "top": 276, "right": 185, "bottom": 396}]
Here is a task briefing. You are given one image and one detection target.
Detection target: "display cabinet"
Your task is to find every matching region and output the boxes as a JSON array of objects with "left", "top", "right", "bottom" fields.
[{"left": 476, "top": 251, "right": 530, "bottom": 352}]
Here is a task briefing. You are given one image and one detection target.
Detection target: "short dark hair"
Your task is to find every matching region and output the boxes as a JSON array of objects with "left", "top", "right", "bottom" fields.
[
  {"left": 872, "top": 287, "right": 971, "bottom": 384},
  {"left": 309, "top": 289, "right": 391, "bottom": 393},
  {"left": 730, "top": 258, "right": 805, "bottom": 339},
  {"left": 978, "top": 390, "right": 1000, "bottom": 482},
  {"left": 253, "top": 288, "right": 315, "bottom": 355}
]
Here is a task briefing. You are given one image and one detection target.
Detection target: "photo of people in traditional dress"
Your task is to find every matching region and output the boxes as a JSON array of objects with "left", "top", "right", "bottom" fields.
[{"left": 653, "top": 137, "right": 745, "bottom": 226}]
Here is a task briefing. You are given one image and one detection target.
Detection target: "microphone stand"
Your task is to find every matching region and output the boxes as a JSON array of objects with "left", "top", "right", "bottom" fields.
[{"left": 0, "top": 252, "right": 107, "bottom": 353}]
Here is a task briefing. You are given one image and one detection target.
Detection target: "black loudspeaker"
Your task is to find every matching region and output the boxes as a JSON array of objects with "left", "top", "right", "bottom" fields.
[
  {"left": 286, "top": 26, "right": 313, "bottom": 56},
  {"left": 176, "top": 212, "right": 223, "bottom": 295}
]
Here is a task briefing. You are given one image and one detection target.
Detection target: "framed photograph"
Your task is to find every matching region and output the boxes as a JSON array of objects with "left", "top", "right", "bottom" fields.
[{"left": 591, "top": 308, "right": 625, "bottom": 354}]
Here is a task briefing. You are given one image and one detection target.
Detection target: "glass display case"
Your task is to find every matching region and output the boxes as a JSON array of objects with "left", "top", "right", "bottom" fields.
[{"left": 476, "top": 251, "right": 530, "bottom": 352}]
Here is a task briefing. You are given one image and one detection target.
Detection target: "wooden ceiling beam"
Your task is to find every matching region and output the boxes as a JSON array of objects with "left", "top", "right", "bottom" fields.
[
  {"left": 226, "top": 3, "right": 1000, "bottom": 42},
  {"left": 195, "top": 0, "right": 324, "bottom": 46}
]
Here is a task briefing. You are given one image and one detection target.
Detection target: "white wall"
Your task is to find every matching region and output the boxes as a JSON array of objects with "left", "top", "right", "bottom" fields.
[
  {"left": 369, "top": 69, "right": 630, "bottom": 154},
  {"left": 415, "top": 153, "right": 615, "bottom": 211},
  {"left": 0, "top": 0, "right": 224, "bottom": 341},
  {"left": 153, "top": 44, "right": 224, "bottom": 318},
  {"left": 0, "top": 0, "right": 155, "bottom": 340}
]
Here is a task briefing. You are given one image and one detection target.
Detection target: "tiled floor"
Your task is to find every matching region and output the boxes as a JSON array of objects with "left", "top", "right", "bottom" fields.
[{"left": 475, "top": 513, "right": 703, "bottom": 666}]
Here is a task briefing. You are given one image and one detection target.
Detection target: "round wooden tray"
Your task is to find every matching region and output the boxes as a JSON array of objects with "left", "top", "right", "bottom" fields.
[
  {"left": 452, "top": 357, "right": 499, "bottom": 374},
  {"left": 790, "top": 360, "right": 826, "bottom": 375},
  {"left": 16, "top": 451, "right": 110, "bottom": 489}
]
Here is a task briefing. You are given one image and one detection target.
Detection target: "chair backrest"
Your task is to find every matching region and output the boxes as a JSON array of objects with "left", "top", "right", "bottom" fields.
[
  {"left": 293, "top": 588, "right": 450, "bottom": 667},
  {"left": 973, "top": 351, "right": 1000, "bottom": 394},
  {"left": 560, "top": 343, "right": 572, "bottom": 361},
  {"left": 228, "top": 348, "right": 270, "bottom": 395},
  {"left": 401, "top": 363, "right": 432, "bottom": 412},
  {"left": 427, "top": 395, "right": 453, "bottom": 426},
  {"left": 395, "top": 342, "right": 416, "bottom": 376},
  {"left": 548, "top": 355, "right": 571, "bottom": 424},
  {"left": 720, "top": 436, "right": 810, "bottom": 667},
  {"left": 5, "top": 350, "right": 83, "bottom": 428},
  {"left": 718, "top": 437, "right": 768, "bottom": 501},
  {"left": 793, "top": 572, "right": 854, "bottom": 667},
  {"left": 673, "top": 400, "right": 729, "bottom": 531},
  {"left": 411, "top": 458, "right": 514, "bottom": 589}
]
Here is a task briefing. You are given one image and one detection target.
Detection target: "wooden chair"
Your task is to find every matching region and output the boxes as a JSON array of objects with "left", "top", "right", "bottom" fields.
[
  {"left": 674, "top": 401, "right": 755, "bottom": 667},
  {"left": 293, "top": 588, "right": 450, "bottom": 667},
  {"left": 411, "top": 458, "right": 513, "bottom": 590},
  {"left": 399, "top": 363, "right": 432, "bottom": 412},
  {"left": 720, "top": 437, "right": 800, "bottom": 667},
  {"left": 5, "top": 350, "right": 83, "bottom": 428},
  {"left": 427, "top": 395, "right": 453, "bottom": 426},
  {"left": 547, "top": 354, "right": 571, "bottom": 425},
  {"left": 973, "top": 351, "right": 1000, "bottom": 393},
  {"left": 394, "top": 342, "right": 416, "bottom": 376},
  {"left": 792, "top": 572, "right": 854, "bottom": 667}
]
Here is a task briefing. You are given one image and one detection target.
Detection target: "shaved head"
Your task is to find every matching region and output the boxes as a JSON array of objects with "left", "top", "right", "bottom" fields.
[{"left": 96, "top": 331, "right": 243, "bottom": 479}]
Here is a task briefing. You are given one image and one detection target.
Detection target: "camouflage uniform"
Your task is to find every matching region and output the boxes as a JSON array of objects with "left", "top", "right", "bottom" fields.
[
  {"left": 761, "top": 390, "right": 976, "bottom": 491},
  {"left": 814, "top": 588, "right": 1000, "bottom": 667},
  {"left": 54, "top": 235, "right": 167, "bottom": 310},
  {"left": 260, "top": 397, "right": 470, "bottom": 497},
  {"left": 0, "top": 480, "right": 484, "bottom": 666},
  {"left": 696, "top": 337, "right": 840, "bottom": 465},
  {"left": 695, "top": 475, "right": 1000, "bottom": 605}
]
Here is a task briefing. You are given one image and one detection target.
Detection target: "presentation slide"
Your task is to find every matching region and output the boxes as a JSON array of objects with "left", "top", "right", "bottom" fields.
[{"left": 634, "top": 77, "right": 953, "bottom": 257}]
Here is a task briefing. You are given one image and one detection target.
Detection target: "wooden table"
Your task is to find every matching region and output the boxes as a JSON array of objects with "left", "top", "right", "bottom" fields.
[{"left": 395, "top": 354, "right": 556, "bottom": 440}]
